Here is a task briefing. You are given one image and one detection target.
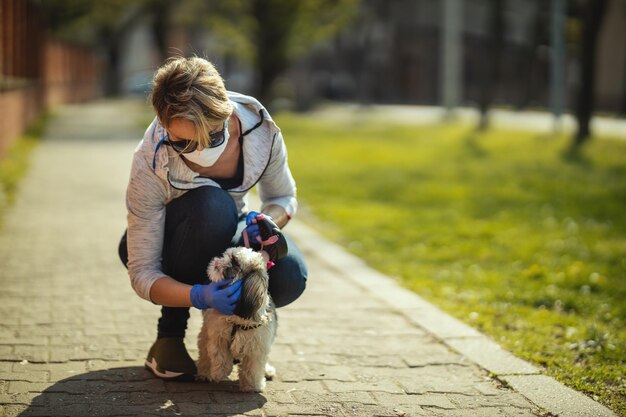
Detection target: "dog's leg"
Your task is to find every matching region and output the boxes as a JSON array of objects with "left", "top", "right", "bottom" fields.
[
  {"left": 238, "top": 350, "right": 269, "bottom": 392},
  {"left": 265, "top": 305, "right": 278, "bottom": 381},
  {"left": 196, "top": 315, "right": 213, "bottom": 381},
  {"left": 208, "top": 328, "right": 234, "bottom": 382},
  {"left": 265, "top": 363, "right": 276, "bottom": 380}
]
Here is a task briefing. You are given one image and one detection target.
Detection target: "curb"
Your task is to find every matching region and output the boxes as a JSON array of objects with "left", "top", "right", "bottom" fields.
[
  {"left": 309, "top": 103, "right": 626, "bottom": 139},
  {"left": 287, "top": 219, "right": 617, "bottom": 417}
]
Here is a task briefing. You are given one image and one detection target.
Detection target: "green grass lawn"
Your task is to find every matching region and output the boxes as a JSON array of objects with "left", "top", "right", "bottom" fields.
[
  {"left": 276, "top": 112, "right": 626, "bottom": 415},
  {"left": 0, "top": 113, "right": 49, "bottom": 228}
]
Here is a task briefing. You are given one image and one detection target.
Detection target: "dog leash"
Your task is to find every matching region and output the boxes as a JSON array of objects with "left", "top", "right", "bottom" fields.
[{"left": 242, "top": 228, "right": 279, "bottom": 269}]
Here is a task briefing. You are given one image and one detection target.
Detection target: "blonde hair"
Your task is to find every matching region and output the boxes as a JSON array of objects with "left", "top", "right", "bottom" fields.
[{"left": 150, "top": 56, "right": 233, "bottom": 148}]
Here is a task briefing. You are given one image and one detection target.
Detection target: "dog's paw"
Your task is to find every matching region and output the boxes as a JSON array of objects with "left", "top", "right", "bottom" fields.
[
  {"left": 264, "top": 363, "right": 276, "bottom": 380},
  {"left": 240, "top": 379, "right": 266, "bottom": 393},
  {"left": 195, "top": 373, "right": 210, "bottom": 382},
  {"left": 210, "top": 363, "right": 233, "bottom": 382}
]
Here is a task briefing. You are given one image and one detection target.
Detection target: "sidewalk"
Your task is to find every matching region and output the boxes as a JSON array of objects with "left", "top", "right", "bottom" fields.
[
  {"left": 0, "top": 100, "right": 617, "bottom": 417},
  {"left": 309, "top": 103, "right": 626, "bottom": 139}
]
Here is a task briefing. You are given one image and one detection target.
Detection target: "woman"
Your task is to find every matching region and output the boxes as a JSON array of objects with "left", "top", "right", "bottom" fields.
[{"left": 118, "top": 56, "right": 307, "bottom": 381}]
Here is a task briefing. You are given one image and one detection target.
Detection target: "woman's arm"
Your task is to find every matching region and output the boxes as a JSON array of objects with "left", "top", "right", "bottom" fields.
[
  {"left": 149, "top": 277, "right": 193, "bottom": 307},
  {"left": 258, "top": 131, "right": 297, "bottom": 221},
  {"left": 125, "top": 149, "right": 174, "bottom": 302},
  {"left": 262, "top": 204, "right": 289, "bottom": 228}
]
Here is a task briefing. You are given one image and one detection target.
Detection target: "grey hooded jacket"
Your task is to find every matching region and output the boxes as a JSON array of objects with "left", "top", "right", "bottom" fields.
[{"left": 125, "top": 91, "right": 297, "bottom": 301}]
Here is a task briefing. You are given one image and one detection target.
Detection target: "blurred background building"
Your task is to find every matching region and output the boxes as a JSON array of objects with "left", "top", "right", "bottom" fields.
[{"left": 1, "top": 0, "right": 625, "bottom": 154}]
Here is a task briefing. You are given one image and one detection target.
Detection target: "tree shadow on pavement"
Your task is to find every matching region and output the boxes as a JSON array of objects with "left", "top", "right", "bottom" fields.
[{"left": 18, "top": 366, "right": 267, "bottom": 416}]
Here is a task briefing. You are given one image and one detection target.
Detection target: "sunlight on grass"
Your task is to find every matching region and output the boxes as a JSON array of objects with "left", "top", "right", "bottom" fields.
[
  {"left": 277, "top": 112, "right": 626, "bottom": 415},
  {"left": 0, "top": 113, "right": 50, "bottom": 228}
]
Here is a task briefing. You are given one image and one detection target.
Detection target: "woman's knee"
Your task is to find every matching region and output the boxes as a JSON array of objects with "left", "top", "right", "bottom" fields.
[
  {"left": 162, "top": 187, "right": 238, "bottom": 282},
  {"left": 166, "top": 186, "right": 238, "bottom": 241},
  {"left": 268, "top": 240, "right": 308, "bottom": 308},
  {"left": 178, "top": 186, "right": 237, "bottom": 215},
  {"left": 118, "top": 230, "right": 128, "bottom": 268}
]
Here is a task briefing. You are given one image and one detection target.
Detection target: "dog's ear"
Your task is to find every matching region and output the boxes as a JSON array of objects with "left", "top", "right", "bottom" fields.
[{"left": 234, "top": 271, "right": 268, "bottom": 319}]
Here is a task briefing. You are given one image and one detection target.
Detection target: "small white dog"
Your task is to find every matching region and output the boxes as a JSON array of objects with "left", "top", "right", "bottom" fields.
[{"left": 197, "top": 247, "right": 277, "bottom": 392}]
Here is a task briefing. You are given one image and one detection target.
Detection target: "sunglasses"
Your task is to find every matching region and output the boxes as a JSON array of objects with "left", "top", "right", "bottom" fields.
[{"left": 165, "top": 122, "right": 227, "bottom": 153}]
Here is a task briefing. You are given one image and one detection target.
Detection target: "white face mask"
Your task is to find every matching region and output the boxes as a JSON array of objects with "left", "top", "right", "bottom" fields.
[{"left": 182, "top": 121, "right": 230, "bottom": 167}]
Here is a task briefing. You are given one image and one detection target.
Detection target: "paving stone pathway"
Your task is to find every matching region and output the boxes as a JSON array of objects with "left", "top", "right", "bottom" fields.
[{"left": 0, "top": 100, "right": 616, "bottom": 417}]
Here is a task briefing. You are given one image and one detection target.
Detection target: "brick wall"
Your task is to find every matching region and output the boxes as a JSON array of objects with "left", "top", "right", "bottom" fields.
[
  {"left": 44, "top": 41, "right": 102, "bottom": 107},
  {"left": 0, "top": 0, "right": 102, "bottom": 157}
]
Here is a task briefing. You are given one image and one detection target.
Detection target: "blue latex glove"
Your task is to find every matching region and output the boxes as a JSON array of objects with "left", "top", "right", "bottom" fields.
[
  {"left": 190, "top": 279, "right": 242, "bottom": 315},
  {"left": 243, "top": 211, "right": 263, "bottom": 248}
]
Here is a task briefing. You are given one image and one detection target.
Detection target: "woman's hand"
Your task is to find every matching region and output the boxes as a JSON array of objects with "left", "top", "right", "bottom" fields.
[
  {"left": 243, "top": 211, "right": 263, "bottom": 249},
  {"left": 243, "top": 212, "right": 288, "bottom": 263},
  {"left": 190, "top": 279, "right": 242, "bottom": 315}
]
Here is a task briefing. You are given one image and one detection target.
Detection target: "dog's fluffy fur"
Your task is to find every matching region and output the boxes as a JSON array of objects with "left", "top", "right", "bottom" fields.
[{"left": 197, "top": 247, "right": 277, "bottom": 392}]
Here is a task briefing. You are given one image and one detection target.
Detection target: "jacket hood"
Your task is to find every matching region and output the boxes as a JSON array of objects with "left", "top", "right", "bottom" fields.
[{"left": 143, "top": 91, "right": 279, "bottom": 192}]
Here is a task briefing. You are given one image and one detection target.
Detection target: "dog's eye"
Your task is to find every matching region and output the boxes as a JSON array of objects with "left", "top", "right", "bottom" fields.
[
  {"left": 224, "top": 266, "right": 239, "bottom": 279},
  {"left": 231, "top": 256, "right": 240, "bottom": 269}
]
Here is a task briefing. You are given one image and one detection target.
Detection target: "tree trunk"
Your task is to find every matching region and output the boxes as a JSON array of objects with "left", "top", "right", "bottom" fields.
[
  {"left": 150, "top": 0, "right": 171, "bottom": 64},
  {"left": 102, "top": 30, "right": 122, "bottom": 96},
  {"left": 477, "top": 0, "right": 504, "bottom": 131},
  {"left": 252, "top": 0, "right": 299, "bottom": 105},
  {"left": 99, "top": 5, "right": 145, "bottom": 97},
  {"left": 572, "top": 0, "right": 608, "bottom": 148},
  {"left": 621, "top": 38, "right": 626, "bottom": 116},
  {"left": 516, "top": 0, "right": 541, "bottom": 110}
]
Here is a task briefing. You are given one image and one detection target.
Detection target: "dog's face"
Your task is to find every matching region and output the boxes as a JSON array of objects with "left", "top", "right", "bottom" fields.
[{"left": 207, "top": 247, "right": 269, "bottom": 319}]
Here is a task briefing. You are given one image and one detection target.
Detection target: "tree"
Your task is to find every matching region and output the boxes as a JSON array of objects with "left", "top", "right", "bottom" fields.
[
  {"left": 39, "top": 0, "right": 360, "bottom": 99},
  {"left": 250, "top": 0, "right": 300, "bottom": 103},
  {"left": 149, "top": 0, "right": 175, "bottom": 64},
  {"left": 190, "top": 0, "right": 361, "bottom": 104},
  {"left": 40, "top": 0, "right": 149, "bottom": 96},
  {"left": 571, "top": 0, "right": 609, "bottom": 148},
  {"left": 476, "top": 0, "right": 504, "bottom": 131},
  {"left": 622, "top": 38, "right": 626, "bottom": 115},
  {"left": 94, "top": 2, "right": 146, "bottom": 96},
  {"left": 515, "top": 0, "right": 543, "bottom": 110}
]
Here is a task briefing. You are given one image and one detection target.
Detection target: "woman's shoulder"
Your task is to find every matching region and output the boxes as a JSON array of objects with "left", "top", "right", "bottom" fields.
[
  {"left": 131, "top": 117, "right": 169, "bottom": 176},
  {"left": 229, "top": 92, "right": 280, "bottom": 138},
  {"left": 229, "top": 91, "right": 276, "bottom": 121},
  {"left": 227, "top": 91, "right": 263, "bottom": 108},
  {"left": 137, "top": 117, "right": 169, "bottom": 155}
]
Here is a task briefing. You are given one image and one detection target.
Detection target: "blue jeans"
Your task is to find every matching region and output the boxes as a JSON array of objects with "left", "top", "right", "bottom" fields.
[{"left": 119, "top": 186, "right": 308, "bottom": 338}]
